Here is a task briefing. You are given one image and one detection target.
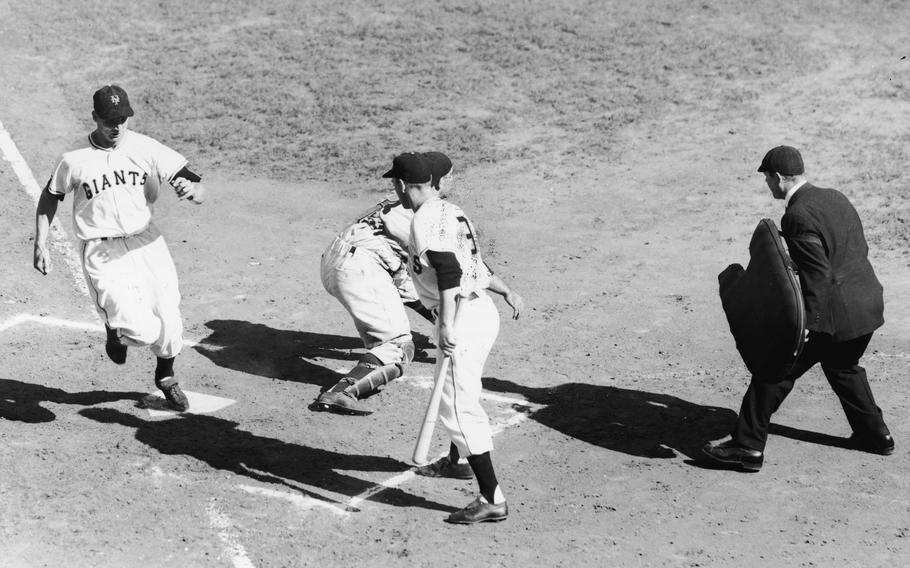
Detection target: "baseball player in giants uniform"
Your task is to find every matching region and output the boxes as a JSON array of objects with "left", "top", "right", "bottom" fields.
[
  {"left": 33, "top": 85, "right": 206, "bottom": 411},
  {"left": 313, "top": 153, "right": 453, "bottom": 415},
  {"left": 389, "top": 152, "right": 524, "bottom": 524}
]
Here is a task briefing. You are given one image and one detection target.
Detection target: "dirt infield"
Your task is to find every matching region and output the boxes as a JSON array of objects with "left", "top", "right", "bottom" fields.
[{"left": 2, "top": 1, "right": 910, "bottom": 567}]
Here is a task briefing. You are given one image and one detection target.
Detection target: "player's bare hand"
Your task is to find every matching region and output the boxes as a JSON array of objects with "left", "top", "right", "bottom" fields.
[
  {"left": 438, "top": 323, "right": 457, "bottom": 356},
  {"left": 505, "top": 291, "right": 524, "bottom": 319},
  {"left": 172, "top": 178, "right": 206, "bottom": 204},
  {"left": 33, "top": 243, "right": 52, "bottom": 275}
]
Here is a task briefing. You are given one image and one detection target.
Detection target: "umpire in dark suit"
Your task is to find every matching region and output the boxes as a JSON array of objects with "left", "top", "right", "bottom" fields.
[{"left": 703, "top": 145, "right": 894, "bottom": 471}]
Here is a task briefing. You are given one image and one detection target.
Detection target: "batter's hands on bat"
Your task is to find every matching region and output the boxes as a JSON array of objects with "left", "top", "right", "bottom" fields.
[
  {"left": 172, "top": 178, "right": 206, "bottom": 204},
  {"left": 33, "top": 243, "right": 52, "bottom": 275}
]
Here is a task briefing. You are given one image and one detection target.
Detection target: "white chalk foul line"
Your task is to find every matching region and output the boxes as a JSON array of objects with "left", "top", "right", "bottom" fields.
[
  {"left": 0, "top": 118, "right": 87, "bottom": 297},
  {"left": 238, "top": 484, "right": 349, "bottom": 516},
  {"left": 0, "top": 313, "right": 205, "bottom": 347},
  {"left": 207, "top": 502, "right": 256, "bottom": 568}
]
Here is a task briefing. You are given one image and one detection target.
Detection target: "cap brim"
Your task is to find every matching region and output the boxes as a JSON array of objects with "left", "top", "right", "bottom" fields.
[
  {"left": 381, "top": 168, "right": 396, "bottom": 178},
  {"left": 96, "top": 108, "right": 135, "bottom": 120}
]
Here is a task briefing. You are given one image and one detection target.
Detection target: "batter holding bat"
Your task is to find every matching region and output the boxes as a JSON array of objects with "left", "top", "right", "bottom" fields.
[
  {"left": 390, "top": 152, "right": 523, "bottom": 524},
  {"left": 33, "top": 85, "right": 206, "bottom": 411}
]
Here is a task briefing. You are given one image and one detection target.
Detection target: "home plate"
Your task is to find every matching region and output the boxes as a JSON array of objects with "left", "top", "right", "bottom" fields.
[{"left": 139, "top": 390, "right": 236, "bottom": 417}]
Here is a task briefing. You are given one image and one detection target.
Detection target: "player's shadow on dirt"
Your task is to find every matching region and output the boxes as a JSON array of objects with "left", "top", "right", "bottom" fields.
[
  {"left": 78, "top": 407, "right": 456, "bottom": 513},
  {"left": 194, "top": 320, "right": 435, "bottom": 388},
  {"left": 484, "top": 378, "right": 738, "bottom": 460},
  {"left": 0, "top": 378, "right": 146, "bottom": 423}
]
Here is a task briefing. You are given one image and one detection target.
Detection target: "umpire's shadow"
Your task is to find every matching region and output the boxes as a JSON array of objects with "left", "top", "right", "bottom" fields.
[
  {"left": 0, "top": 377, "right": 146, "bottom": 423},
  {"left": 78, "top": 407, "right": 455, "bottom": 513},
  {"left": 484, "top": 378, "right": 736, "bottom": 460},
  {"left": 195, "top": 319, "right": 435, "bottom": 389}
]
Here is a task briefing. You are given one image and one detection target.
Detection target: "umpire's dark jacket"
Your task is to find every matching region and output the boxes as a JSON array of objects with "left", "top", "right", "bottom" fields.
[{"left": 783, "top": 183, "right": 884, "bottom": 341}]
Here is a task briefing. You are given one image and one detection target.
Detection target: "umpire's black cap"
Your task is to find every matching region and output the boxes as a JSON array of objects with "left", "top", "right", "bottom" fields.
[
  {"left": 758, "top": 145, "right": 804, "bottom": 176},
  {"left": 93, "top": 85, "right": 134, "bottom": 121},
  {"left": 382, "top": 153, "right": 432, "bottom": 184}
]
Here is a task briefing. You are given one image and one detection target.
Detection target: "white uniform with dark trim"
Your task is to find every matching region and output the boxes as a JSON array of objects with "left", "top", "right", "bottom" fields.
[
  {"left": 320, "top": 199, "right": 420, "bottom": 365},
  {"left": 47, "top": 131, "right": 188, "bottom": 358},
  {"left": 408, "top": 197, "right": 498, "bottom": 457}
]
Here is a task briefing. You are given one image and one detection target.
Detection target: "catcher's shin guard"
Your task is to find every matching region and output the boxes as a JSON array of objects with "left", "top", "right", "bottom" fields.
[
  {"left": 313, "top": 346, "right": 413, "bottom": 415},
  {"left": 336, "top": 355, "right": 403, "bottom": 399}
]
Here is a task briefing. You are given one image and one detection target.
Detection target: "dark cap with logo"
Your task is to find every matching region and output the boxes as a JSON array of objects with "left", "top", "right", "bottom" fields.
[
  {"left": 93, "top": 85, "right": 135, "bottom": 120},
  {"left": 382, "top": 152, "right": 432, "bottom": 184},
  {"left": 758, "top": 145, "right": 804, "bottom": 176}
]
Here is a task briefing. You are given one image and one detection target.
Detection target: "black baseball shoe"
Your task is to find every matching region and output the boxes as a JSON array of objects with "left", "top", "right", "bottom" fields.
[
  {"left": 445, "top": 497, "right": 509, "bottom": 524},
  {"left": 155, "top": 376, "right": 189, "bottom": 412},
  {"left": 701, "top": 440, "right": 763, "bottom": 472},
  {"left": 311, "top": 391, "right": 372, "bottom": 415},
  {"left": 415, "top": 456, "right": 474, "bottom": 480},
  {"left": 104, "top": 324, "right": 127, "bottom": 365}
]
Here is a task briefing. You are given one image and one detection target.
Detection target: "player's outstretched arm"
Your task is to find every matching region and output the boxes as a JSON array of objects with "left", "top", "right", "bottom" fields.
[
  {"left": 487, "top": 273, "right": 523, "bottom": 320},
  {"left": 33, "top": 189, "right": 59, "bottom": 275}
]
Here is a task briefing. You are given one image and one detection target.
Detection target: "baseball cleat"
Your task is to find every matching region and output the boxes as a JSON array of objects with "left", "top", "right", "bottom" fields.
[
  {"left": 312, "top": 391, "right": 373, "bottom": 416},
  {"left": 155, "top": 376, "right": 189, "bottom": 412},
  {"left": 415, "top": 456, "right": 474, "bottom": 480},
  {"left": 104, "top": 324, "right": 127, "bottom": 365},
  {"left": 444, "top": 497, "right": 508, "bottom": 524}
]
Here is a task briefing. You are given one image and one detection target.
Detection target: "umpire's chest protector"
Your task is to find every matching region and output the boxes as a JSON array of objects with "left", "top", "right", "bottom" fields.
[{"left": 718, "top": 219, "right": 806, "bottom": 381}]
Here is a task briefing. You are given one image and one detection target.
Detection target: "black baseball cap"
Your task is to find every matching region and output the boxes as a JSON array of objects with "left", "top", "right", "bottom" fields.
[
  {"left": 382, "top": 152, "right": 432, "bottom": 184},
  {"left": 758, "top": 145, "right": 804, "bottom": 176},
  {"left": 93, "top": 85, "right": 134, "bottom": 121},
  {"left": 422, "top": 151, "right": 452, "bottom": 188}
]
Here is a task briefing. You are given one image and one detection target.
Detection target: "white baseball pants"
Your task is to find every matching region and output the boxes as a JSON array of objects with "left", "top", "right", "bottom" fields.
[{"left": 81, "top": 224, "right": 183, "bottom": 359}]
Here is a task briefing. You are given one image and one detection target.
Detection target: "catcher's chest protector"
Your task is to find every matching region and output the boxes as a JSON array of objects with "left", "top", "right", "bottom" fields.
[{"left": 718, "top": 218, "right": 806, "bottom": 381}]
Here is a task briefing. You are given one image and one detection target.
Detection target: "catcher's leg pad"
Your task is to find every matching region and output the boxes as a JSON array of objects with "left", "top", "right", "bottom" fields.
[
  {"left": 343, "top": 362, "right": 402, "bottom": 400},
  {"left": 326, "top": 352, "right": 407, "bottom": 400}
]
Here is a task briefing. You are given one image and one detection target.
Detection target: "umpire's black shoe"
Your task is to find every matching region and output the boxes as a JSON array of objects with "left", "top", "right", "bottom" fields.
[
  {"left": 701, "top": 440, "right": 763, "bottom": 472},
  {"left": 444, "top": 497, "right": 508, "bottom": 524},
  {"left": 848, "top": 432, "right": 895, "bottom": 456},
  {"left": 104, "top": 325, "right": 127, "bottom": 365},
  {"left": 155, "top": 377, "right": 189, "bottom": 412}
]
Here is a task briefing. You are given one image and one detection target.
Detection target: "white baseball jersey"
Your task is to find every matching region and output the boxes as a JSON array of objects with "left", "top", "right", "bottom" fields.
[
  {"left": 46, "top": 131, "right": 187, "bottom": 241},
  {"left": 376, "top": 200, "right": 413, "bottom": 251},
  {"left": 408, "top": 197, "right": 491, "bottom": 310},
  {"left": 46, "top": 130, "right": 189, "bottom": 358},
  {"left": 408, "top": 196, "right": 499, "bottom": 458}
]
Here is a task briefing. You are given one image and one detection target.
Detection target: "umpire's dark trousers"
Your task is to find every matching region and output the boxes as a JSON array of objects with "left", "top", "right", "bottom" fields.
[{"left": 732, "top": 332, "right": 890, "bottom": 451}]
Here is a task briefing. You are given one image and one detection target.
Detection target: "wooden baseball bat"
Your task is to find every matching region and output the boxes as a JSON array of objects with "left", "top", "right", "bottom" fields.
[{"left": 412, "top": 354, "right": 451, "bottom": 465}]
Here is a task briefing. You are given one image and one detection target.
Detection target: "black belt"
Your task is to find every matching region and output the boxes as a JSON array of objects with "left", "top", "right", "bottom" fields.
[{"left": 349, "top": 245, "right": 357, "bottom": 255}]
